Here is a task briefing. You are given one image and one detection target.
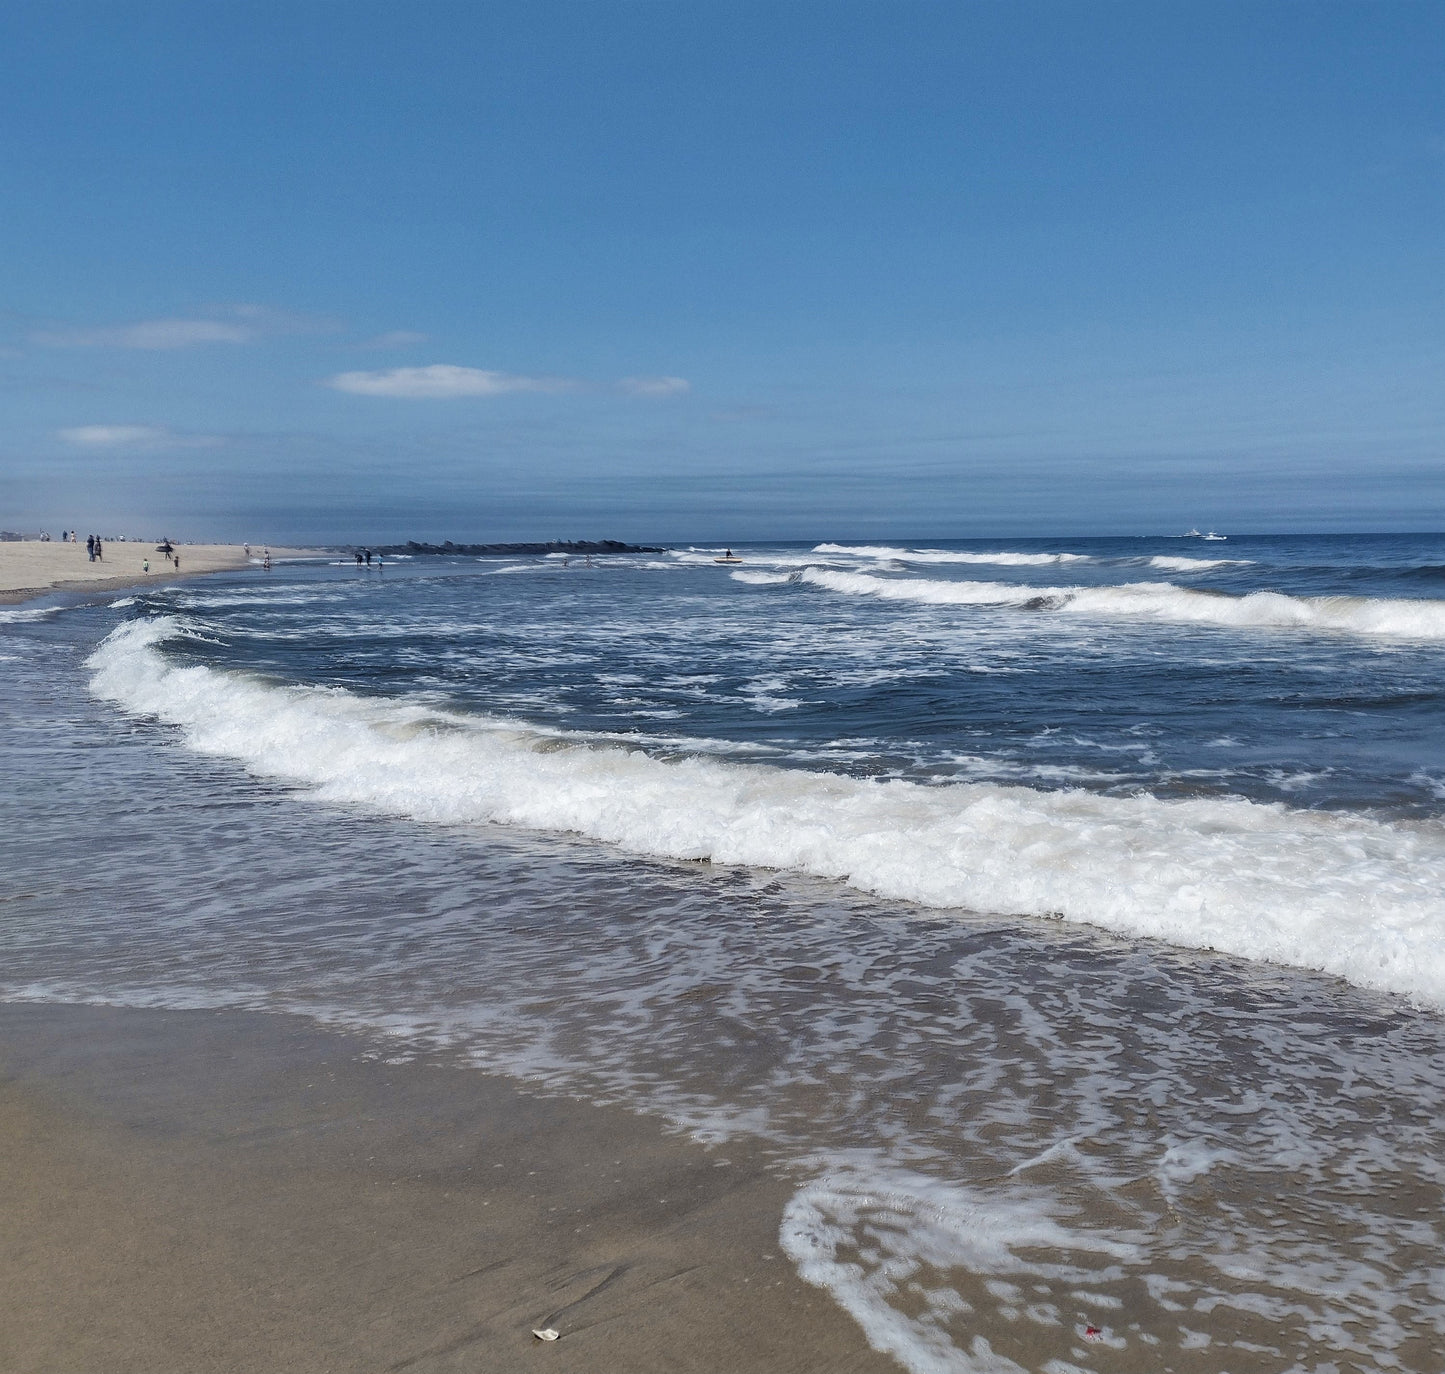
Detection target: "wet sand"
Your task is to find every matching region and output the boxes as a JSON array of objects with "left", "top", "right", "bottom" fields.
[
  {"left": 0, "top": 540, "right": 327, "bottom": 603},
  {"left": 0, "top": 1003, "right": 892, "bottom": 1374}
]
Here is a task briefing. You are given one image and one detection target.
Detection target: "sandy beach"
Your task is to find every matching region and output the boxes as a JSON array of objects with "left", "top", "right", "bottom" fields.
[
  {"left": 0, "top": 540, "right": 327, "bottom": 604},
  {"left": 0, "top": 1004, "right": 889, "bottom": 1374}
]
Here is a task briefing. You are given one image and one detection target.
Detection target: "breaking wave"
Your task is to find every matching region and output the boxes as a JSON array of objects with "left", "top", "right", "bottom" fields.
[
  {"left": 0, "top": 605, "right": 63, "bottom": 624},
  {"left": 729, "top": 568, "right": 794, "bottom": 586},
  {"left": 88, "top": 616, "right": 1445, "bottom": 1007},
  {"left": 797, "top": 568, "right": 1445, "bottom": 639},
  {"left": 1145, "top": 555, "right": 1252, "bottom": 572},
  {"left": 813, "top": 543, "right": 1092, "bottom": 566}
]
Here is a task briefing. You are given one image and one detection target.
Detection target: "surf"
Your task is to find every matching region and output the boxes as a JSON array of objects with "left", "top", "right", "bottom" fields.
[
  {"left": 794, "top": 567, "right": 1445, "bottom": 639},
  {"left": 89, "top": 614, "right": 1445, "bottom": 1008},
  {"left": 812, "top": 543, "right": 1092, "bottom": 566}
]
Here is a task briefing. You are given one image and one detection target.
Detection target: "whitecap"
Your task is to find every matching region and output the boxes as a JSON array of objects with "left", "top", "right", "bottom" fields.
[
  {"left": 796, "top": 568, "right": 1445, "bottom": 641},
  {"left": 813, "top": 544, "right": 1092, "bottom": 566},
  {"left": 730, "top": 569, "right": 794, "bottom": 586},
  {"left": 1146, "top": 556, "right": 1254, "bottom": 572},
  {"left": 0, "top": 606, "right": 61, "bottom": 624}
]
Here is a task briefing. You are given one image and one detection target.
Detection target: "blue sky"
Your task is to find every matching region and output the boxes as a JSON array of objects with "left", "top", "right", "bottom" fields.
[{"left": 2, "top": 1, "right": 1441, "bottom": 542}]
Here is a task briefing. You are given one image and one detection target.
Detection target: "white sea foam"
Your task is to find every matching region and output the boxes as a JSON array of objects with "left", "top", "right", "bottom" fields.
[
  {"left": 781, "top": 1141, "right": 1433, "bottom": 1372},
  {"left": 782, "top": 1154, "right": 1146, "bottom": 1374},
  {"left": 668, "top": 548, "right": 852, "bottom": 569},
  {"left": 0, "top": 606, "right": 61, "bottom": 624},
  {"left": 1154, "top": 1139, "right": 1235, "bottom": 1208},
  {"left": 813, "top": 544, "right": 1092, "bottom": 566},
  {"left": 1145, "top": 556, "right": 1253, "bottom": 572},
  {"left": 730, "top": 568, "right": 794, "bottom": 586},
  {"left": 88, "top": 616, "right": 1445, "bottom": 1007},
  {"left": 798, "top": 568, "right": 1445, "bottom": 640}
]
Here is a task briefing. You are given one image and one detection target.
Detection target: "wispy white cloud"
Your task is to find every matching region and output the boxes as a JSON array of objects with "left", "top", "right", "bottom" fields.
[
  {"left": 57, "top": 424, "right": 222, "bottom": 448},
  {"left": 357, "top": 329, "right": 429, "bottom": 350},
  {"left": 324, "top": 364, "right": 692, "bottom": 399},
  {"left": 324, "top": 363, "right": 573, "bottom": 398},
  {"left": 40, "top": 319, "right": 254, "bottom": 349},
  {"left": 619, "top": 375, "right": 691, "bottom": 397},
  {"left": 33, "top": 304, "right": 339, "bottom": 350}
]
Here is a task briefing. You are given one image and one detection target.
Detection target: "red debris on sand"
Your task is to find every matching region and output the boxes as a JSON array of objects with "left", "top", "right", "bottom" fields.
[{"left": 1084, "top": 1325, "right": 1103, "bottom": 1339}]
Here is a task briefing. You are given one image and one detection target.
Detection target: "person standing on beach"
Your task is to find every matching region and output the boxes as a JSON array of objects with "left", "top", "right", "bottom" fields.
[
  {"left": 95, "top": 538, "right": 103, "bottom": 561},
  {"left": 86, "top": 535, "right": 95, "bottom": 561},
  {"left": 365, "top": 549, "right": 372, "bottom": 566}
]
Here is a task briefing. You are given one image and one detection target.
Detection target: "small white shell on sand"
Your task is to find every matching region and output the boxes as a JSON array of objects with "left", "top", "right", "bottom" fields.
[{"left": 532, "top": 1328, "right": 560, "bottom": 1342}]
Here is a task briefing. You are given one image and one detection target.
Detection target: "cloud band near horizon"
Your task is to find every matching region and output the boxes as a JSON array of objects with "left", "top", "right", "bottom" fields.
[
  {"left": 57, "top": 424, "right": 221, "bottom": 449},
  {"left": 32, "top": 306, "right": 340, "bottom": 350}
]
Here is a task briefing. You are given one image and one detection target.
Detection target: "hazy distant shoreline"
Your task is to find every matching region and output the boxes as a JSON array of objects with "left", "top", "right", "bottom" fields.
[{"left": 380, "top": 539, "right": 664, "bottom": 556}]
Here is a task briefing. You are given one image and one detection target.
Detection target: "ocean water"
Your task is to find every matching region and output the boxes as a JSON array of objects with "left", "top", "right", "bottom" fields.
[{"left": 5, "top": 532, "right": 1445, "bottom": 1373}]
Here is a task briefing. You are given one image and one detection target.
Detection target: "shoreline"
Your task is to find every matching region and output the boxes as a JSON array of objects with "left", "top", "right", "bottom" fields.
[
  {"left": 0, "top": 540, "right": 330, "bottom": 605},
  {"left": 0, "top": 1002, "right": 891, "bottom": 1374}
]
